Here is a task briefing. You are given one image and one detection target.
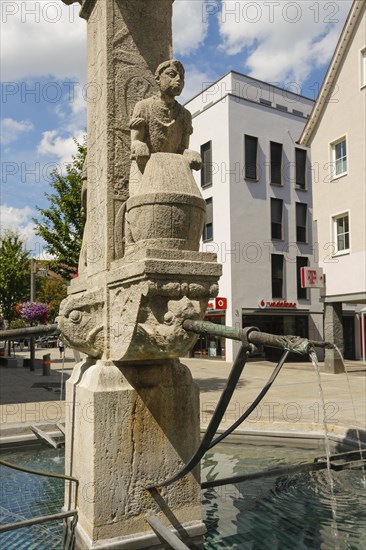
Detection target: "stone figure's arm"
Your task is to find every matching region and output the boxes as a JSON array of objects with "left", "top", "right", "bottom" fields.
[
  {"left": 181, "top": 109, "right": 202, "bottom": 171},
  {"left": 130, "top": 103, "right": 150, "bottom": 166},
  {"left": 130, "top": 126, "right": 150, "bottom": 164}
]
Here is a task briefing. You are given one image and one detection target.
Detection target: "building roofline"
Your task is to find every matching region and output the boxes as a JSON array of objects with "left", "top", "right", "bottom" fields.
[
  {"left": 299, "top": 0, "right": 364, "bottom": 146},
  {"left": 229, "top": 70, "right": 314, "bottom": 102},
  {"left": 185, "top": 69, "right": 315, "bottom": 107},
  {"left": 190, "top": 92, "right": 311, "bottom": 122}
]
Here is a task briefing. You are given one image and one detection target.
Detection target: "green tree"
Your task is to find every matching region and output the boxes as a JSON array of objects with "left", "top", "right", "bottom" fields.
[
  {"left": 36, "top": 275, "right": 68, "bottom": 322},
  {"left": 0, "top": 231, "right": 30, "bottom": 326},
  {"left": 33, "top": 139, "right": 86, "bottom": 279}
]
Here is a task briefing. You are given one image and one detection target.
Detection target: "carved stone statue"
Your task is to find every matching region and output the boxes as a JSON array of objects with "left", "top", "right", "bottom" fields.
[
  {"left": 58, "top": 57, "right": 220, "bottom": 362},
  {"left": 130, "top": 59, "right": 201, "bottom": 185},
  {"left": 125, "top": 59, "right": 205, "bottom": 253}
]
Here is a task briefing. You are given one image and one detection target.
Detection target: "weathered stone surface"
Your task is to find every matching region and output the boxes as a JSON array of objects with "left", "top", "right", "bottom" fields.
[
  {"left": 59, "top": 2, "right": 222, "bottom": 546},
  {"left": 59, "top": 53, "right": 222, "bottom": 361},
  {"left": 58, "top": 289, "right": 105, "bottom": 358},
  {"left": 109, "top": 278, "right": 217, "bottom": 362},
  {"left": 65, "top": 359, "right": 203, "bottom": 547},
  {"left": 126, "top": 153, "right": 205, "bottom": 252},
  {"left": 324, "top": 302, "right": 344, "bottom": 373},
  {"left": 75, "top": 0, "right": 174, "bottom": 276}
]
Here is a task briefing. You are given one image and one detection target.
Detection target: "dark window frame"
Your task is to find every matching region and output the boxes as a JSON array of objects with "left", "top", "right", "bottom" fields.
[
  {"left": 296, "top": 256, "right": 309, "bottom": 300},
  {"left": 201, "top": 141, "right": 213, "bottom": 188},
  {"left": 271, "top": 198, "right": 283, "bottom": 240},
  {"left": 295, "top": 148, "right": 307, "bottom": 190},
  {"left": 296, "top": 202, "right": 308, "bottom": 243},
  {"left": 203, "top": 197, "right": 213, "bottom": 242},
  {"left": 244, "top": 134, "right": 258, "bottom": 180},
  {"left": 270, "top": 141, "right": 283, "bottom": 185},
  {"left": 271, "top": 254, "right": 284, "bottom": 299}
]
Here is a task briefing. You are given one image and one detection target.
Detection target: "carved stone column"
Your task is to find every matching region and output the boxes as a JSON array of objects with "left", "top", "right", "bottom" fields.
[
  {"left": 74, "top": 0, "right": 174, "bottom": 279},
  {"left": 59, "top": 1, "right": 221, "bottom": 548}
]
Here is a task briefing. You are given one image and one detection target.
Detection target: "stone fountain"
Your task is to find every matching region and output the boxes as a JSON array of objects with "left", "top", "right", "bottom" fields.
[{"left": 59, "top": 1, "right": 221, "bottom": 548}]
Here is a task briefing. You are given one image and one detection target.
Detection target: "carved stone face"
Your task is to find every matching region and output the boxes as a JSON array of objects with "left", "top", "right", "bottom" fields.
[
  {"left": 57, "top": 291, "right": 105, "bottom": 358},
  {"left": 158, "top": 66, "right": 184, "bottom": 97},
  {"left": 132, "top": 294, "right": 205, "bottom": 360}
]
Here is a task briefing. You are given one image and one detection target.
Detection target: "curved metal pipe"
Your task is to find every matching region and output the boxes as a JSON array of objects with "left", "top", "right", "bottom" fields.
[
  {"left": 147, "top": 343, "right": 250, "bottom": 489},
  {"left": 208, "top": 349, "right": 290, "bottom": 449},
  {"left": 0, "top": 458, "right": 79, "bottom": 506},
  {"left": 0, "top": 324, "right": 60, "bottom": 341},
  {"left": 182, "top": 319, "right": 333, "bottom": 353}
]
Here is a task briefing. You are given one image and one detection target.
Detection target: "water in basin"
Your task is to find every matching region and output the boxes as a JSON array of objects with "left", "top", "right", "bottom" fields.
[{"left": 1, "top": 439, "right": 365, "bottom": 549}]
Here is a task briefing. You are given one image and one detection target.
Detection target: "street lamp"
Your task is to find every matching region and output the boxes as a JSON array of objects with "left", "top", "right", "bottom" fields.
[{"left": 29, "top": 258, "right": 37, "bottom": 371}]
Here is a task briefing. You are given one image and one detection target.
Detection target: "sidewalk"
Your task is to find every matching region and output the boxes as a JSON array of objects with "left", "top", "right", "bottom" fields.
[{"left": 0, "top": 347, "right": 365, "bottom": 443}]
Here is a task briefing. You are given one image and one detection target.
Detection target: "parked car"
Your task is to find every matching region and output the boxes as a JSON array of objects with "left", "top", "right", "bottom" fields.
[{"left": 36, "top": 336, "right": 58, "bottom": 348}]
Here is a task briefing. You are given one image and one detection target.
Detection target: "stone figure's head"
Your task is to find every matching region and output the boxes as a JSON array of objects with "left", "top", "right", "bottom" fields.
[
  {"left": 57, "top": 290, "right": 105, "bottom": 358},
  {"left": 155, "top": 59, "right": 185, "bottom": 98}
]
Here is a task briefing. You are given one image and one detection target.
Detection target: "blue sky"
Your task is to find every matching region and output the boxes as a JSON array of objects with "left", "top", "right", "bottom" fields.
[{"left": 0, "top": 0, "right": 352, "bottom": 255}]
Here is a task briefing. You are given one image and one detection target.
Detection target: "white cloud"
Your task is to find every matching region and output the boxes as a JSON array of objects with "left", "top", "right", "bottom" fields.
[
  {"left": 217, "top": 0, "right": 352, "bottom": 83},
  {"left": 0, "top": 205, "right": 53, "bottom": 259},
  {"left": 37, "top": 130, "right": 84, "bottom": 166},
  {"left": 1, "top": 1, "right": 86, "bottom": 81},
  {"left": 1, "top": 118, "right": 34, "bottom": 145},
  {"left": 180, "top": 67, "right": 216, "bottom": 103},
  {"left": 173, "top": 0, "right": 209, "bottom": 56},
  {"left": 0, "top": 204, "right": 35, "bottom": 242}
]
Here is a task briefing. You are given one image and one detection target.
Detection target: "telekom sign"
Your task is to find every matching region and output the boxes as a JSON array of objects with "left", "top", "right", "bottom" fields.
[{"left": 300, "top": 267, "right": 325, "bottom": 288}]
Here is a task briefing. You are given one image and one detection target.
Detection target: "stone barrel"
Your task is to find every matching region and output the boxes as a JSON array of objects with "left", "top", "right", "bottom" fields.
[{"left": 126, "top": 153, "right": 206, "bottom": 251}]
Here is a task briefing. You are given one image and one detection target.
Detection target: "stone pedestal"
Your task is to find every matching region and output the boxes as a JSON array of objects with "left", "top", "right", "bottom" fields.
[
  {"left": 64, "top": 358, "right": 204, "bottom": 549},
  {"left": 324, "top": 302, "right": 344, "bottom": 374}
]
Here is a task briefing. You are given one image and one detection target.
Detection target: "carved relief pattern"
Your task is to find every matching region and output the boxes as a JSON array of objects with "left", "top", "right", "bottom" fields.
[
  {"left": 111, "top": 22, "right": 158, "bottom": 201},
  {"left": 109, "top": 277, "right": 220, "bottom": 361}
]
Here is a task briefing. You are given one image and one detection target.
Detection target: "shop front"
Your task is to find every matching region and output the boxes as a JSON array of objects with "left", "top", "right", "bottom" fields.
[
  {"left": 243, "top": 300, "right": 310, "bottom": 361},
  {"left": 190, "top": 297, "right": 227, "bottom": 360}
]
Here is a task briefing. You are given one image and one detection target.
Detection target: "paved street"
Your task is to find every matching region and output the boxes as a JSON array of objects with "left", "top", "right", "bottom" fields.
[{"left": 0, "top": 346, "right": 365, "bottom": 444}]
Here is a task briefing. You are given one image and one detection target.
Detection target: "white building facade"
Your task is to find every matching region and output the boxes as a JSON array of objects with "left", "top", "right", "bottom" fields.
[
  {"left": 186, "top": 72, "right": 323, "bottom": 362},
  {"left": 299, "top": 0, "right": 366, "bottom": 369}
]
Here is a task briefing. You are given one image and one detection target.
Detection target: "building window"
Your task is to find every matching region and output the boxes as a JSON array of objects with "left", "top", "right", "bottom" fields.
[
  {"left": 203, "top": 198, "right": 213, "bottom": 242},
  {"left": 259, "top": 98, "right": 271, "bottom": 107},
  {"left": 295, "top": 148, "right": 307, "bottom": 189},
  {"left": 276, "top": 104, "right": 288, "bottom": 112},
  {"left": 361, "top": 48, "right": 366, "bottom": 88},
  {"left": 331, "top": 138, "right": 347, "bottom": 177},
  {"left": 270, "top": 141, "right": 283, "bottom": 185},
  {"left": 201, "top": 141, "right": 212, "bottom": 187},
  {"left": 296, "top": 257, "right": 309, "bottom": 300},
  {"left": 296, "top": 203, "right": 308, "bottom": 243},
  {"left": 244, "top": 135, "right": 258, "bottom": 180},
  {"left": 271, "top": 198, "right": 283, "bottom": 240},
  {"left": 333, "top": 213, "right": 350, "bottom": 253},
  {"left": 271, "top": 254, "right": 284, "bottom": 298}
]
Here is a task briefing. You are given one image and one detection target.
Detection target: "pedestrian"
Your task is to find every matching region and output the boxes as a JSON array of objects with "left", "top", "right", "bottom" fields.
[{"left": 57, "top": 338, "right": 65, "bottom": 358}]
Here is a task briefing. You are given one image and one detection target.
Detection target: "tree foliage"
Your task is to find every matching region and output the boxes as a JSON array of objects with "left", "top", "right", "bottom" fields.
[
  {"left": 33, "top": 139, "right": 86, "bottom": 279},
  {"left": 36, "top": 275, "right": 68, "bottom": 322},
  {"left": 0, "top": 231, "right": 30, "bottom": 326}
]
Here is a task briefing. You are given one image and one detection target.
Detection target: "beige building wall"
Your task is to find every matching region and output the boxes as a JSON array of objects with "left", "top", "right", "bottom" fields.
[{"left": 309, "top": 4, "right": 366, "bottom": 298}]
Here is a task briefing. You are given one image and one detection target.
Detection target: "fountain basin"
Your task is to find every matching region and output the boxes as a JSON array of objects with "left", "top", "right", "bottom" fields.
[{"left": 1, "top": 434, "right": 365, "bottom": 549}]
